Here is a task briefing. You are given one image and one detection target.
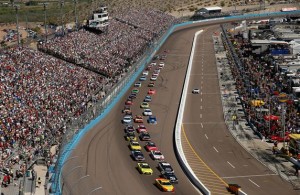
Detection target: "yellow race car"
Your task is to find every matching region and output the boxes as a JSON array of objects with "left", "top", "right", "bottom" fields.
[
  {"left": 155, "top": 178, "right": 175, "bottom": 192},
  {"left": 137, "top": 162, "right": 153, "bottom": 175},
  {"left": 140, "top": 102, "right": 149, "bottom": 108},
  {"left": 125, "top": 132, "right": 137, "bottom": 141},
  {"left": 129, "top": 141, "right": 142, "bottom": 151}
]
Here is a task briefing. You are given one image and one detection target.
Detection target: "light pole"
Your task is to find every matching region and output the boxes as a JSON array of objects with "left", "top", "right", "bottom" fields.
[
  {"left": 73, "top": 0, "right": 78, "bottom": 31},
  {"left": 14, "top": 4, "right": 20, "bottom": 46},
  {"left": 60, "top": 0, "right": 65, "bottom": 35},
  {"left": 42, "top": 3, "right": 48, "bottom": 42}
]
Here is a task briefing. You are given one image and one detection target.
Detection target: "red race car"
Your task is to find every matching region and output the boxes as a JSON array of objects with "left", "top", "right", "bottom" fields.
[
  {"left": 137, "top": 124, "right": 147, "bottom": 133},
  {"left": 148, "top": 89, "right": 156, "bottom": 95},
  {"left": 125, "top": 100, "right": 133, "bottom": 105},
  {"left": 145, "top": 142, "right": 158, "bottom": 151},
  {"left": 134, "top": 115, "right": 144, "bottom": 123}
]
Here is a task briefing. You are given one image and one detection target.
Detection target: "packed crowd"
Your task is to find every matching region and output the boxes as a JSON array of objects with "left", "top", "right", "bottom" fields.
[
  {"left": 0, "top": 8, "right": 178, "bottom": 189},
  {"left": 0, "top": 47, "right": 106, "bottom": 172},
  {"left": 38, "top": 9, "right": 178, "bottom": 77},
  {"left": 224, "top": 31, "right": 300, "bottom": 140}
]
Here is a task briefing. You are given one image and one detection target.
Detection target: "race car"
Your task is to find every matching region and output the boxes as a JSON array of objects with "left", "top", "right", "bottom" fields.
[
  {"left": 122, "top": 115, "right": 132, "bottom": 124},
  {"left": 125, "top": 100, "right": 133, "bottom": 106},
  {"left": 147, "top": 116, "right": 157, "bottom": 124},
  {"left": 140, "top": 102, "right": 149, "bottom": 108},
  {"left": 158, "top": 162, "right": 174, "bottom": 174},
  {"left": 150, "top": 150, "right": 165, "bottom": 161},
  {"left": 142, "top": 71, "right": 149, "bottom": 76},
  {"left": 137, "top": 162, "right": 153, "bottom": 175},
  {"left": 161, "top": 172, "right": 178, "bottom": 184},
  {"left": 139, "top": 76, "right": 147, "bottom": 81},
  {"left": 148, "top": 82, "right": 155, "bottom": 87},
  {"left": 144, "top": 95, "right": 152, "bottom": 102},
  {"left": 143, "top": 109, "right": 152, "bottom": 116},
  {"left": 159, "top": 62, "right": 165, "bottom": 69},
  {"left": 129, "top": 93, "right": 137, "bottom": 99},
  {"left": 134, "top": 82, "right": 142, "bottom": 87},
  {"left": 132, "top": 88, "right": 139, "bottom": 94},
  {"left": 139, "top": 132, "right": 151, "bottom": 141},
  {"left": 155, "top": 178, "right": 175, "bottom": 192},
  {"left": 148, "top": 89, "right": 156, "bottom": 95},
  {"left": 150, "top": 75, "right": 158, "bottom": 81},
  {"left": 137, "top": 124, "right": 147, "bottom": 133},
  {"left": 131, "top": 150, "right": 145, "bottom": 161},
  {"left": 134, "top": 115, "right": 143, "bottom": 123},
  {"left": 145, "top": 142, "right": 158, "bottom": 152},
  {"left": 129, "top": 140, "right": 142, "bottom": 151},
  {"left": 125, "top": 132, "right": 137, "bottom": 141},
  {"left": 122, "top": 106, "right": 131, "bottom": 113},
  {"left": 125, "top": 125, "right": 135, "bottom": 133}
]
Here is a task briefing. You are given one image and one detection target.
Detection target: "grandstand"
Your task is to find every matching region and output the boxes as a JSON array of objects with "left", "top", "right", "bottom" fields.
[{"left": 0, "top": 7, "right": 178, "bottom": 194}]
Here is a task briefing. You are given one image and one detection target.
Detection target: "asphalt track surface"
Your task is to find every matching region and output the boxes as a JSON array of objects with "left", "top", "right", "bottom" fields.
[
  {"left": 183, "top": 27, "right": 300, "bottom": 195},
  {"left": 62, "top": 23, "right": 300, "bottom": 195},
  {"left": 61, "top": 26, "right": 203, "bottom": 195}
]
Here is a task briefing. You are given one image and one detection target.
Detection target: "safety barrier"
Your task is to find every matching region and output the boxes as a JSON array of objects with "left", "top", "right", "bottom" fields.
[
  {"left": 173, "top": 29, "right": 210, "bottom": 194},
  {"left": 53, "top": 10, "right": 300, "bottom": 195}
]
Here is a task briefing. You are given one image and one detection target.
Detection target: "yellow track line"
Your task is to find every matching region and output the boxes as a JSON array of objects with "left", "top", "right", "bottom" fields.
[{"left": 182, "top": 124, "right": 229, "bottom": 187}]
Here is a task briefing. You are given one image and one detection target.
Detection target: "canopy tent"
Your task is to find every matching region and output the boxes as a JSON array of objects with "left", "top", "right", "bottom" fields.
[
  {"left": 250, "top": 100, "right": 265, "bottom": 107},
  {"left": 264, "top": 115, "right": 280, "bottom": 121}
]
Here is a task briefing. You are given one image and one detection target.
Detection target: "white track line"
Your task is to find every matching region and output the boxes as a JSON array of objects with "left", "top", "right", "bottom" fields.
[
  {"left": 201, "top": 123, "right": 204, "bottom": 128},
  {"left": 213, "top": 146, "right": 219, "bottom": 153},
  {"left": 249, "top": 179, "right": 260, "bottom": 187},
  {"left": 227, "top": 161, "right": 235, "bottom": 168},
  {"left": 204, "top": 134, "right": 208, "bottom": 139}
]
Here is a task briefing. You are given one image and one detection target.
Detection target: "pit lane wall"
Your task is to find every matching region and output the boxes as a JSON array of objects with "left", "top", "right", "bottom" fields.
[{"left": 53, "top": 10, "right": 300, "bottom": 195}]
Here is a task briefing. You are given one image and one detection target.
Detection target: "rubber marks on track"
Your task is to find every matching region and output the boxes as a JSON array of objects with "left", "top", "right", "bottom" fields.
[{"left": 181, "top": 125, "right": 231, "bottom": 194}]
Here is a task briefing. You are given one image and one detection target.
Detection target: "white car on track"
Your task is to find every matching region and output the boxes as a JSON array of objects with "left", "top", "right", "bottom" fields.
[
  {"left": 143, "top": 109, "right": 153, "bottom": 116},
  {"left": 150, "top": 150, "right": 165, "bottom": 161}
]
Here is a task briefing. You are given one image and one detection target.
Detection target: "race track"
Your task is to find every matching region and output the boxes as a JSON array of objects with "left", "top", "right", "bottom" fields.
[{"left": 61, "top": 22, "right": 300, "bottom": 195}]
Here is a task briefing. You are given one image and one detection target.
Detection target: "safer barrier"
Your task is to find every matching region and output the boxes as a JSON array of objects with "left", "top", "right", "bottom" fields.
[
  {"left": 53, "top": 10, "right": 300, "bottom": 195},
  {"left": 173, "top": 29, "right": 210, "bottom": 194}
]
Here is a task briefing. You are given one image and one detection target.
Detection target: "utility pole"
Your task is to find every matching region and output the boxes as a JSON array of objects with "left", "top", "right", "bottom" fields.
[
  {"left": 14, "top": 4, "right": 20, "bottom": 46},
  {"left": 281, "top": 103, "right": 286, "bottom": 149}
]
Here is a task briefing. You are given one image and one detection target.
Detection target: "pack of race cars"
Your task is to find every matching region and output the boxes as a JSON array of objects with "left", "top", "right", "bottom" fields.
[{"left": 121, "top": 56, "right": 177, "bottom": 192}]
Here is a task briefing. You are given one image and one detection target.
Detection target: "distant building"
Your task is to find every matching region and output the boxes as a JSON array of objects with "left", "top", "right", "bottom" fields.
[
  {"left": 85, "top": 5, "right": 109, "bottom": 31},
  {"left": 195, "top": 6, "right": 222, "bottom": 15}
]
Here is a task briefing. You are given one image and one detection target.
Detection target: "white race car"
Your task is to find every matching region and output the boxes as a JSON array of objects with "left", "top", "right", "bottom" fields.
[
  {"left": 150, "top": 150, "right": 165, "bottom": 161},
  {"left": 143, "top": 109, "right": 152, "bottom": 116}
]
